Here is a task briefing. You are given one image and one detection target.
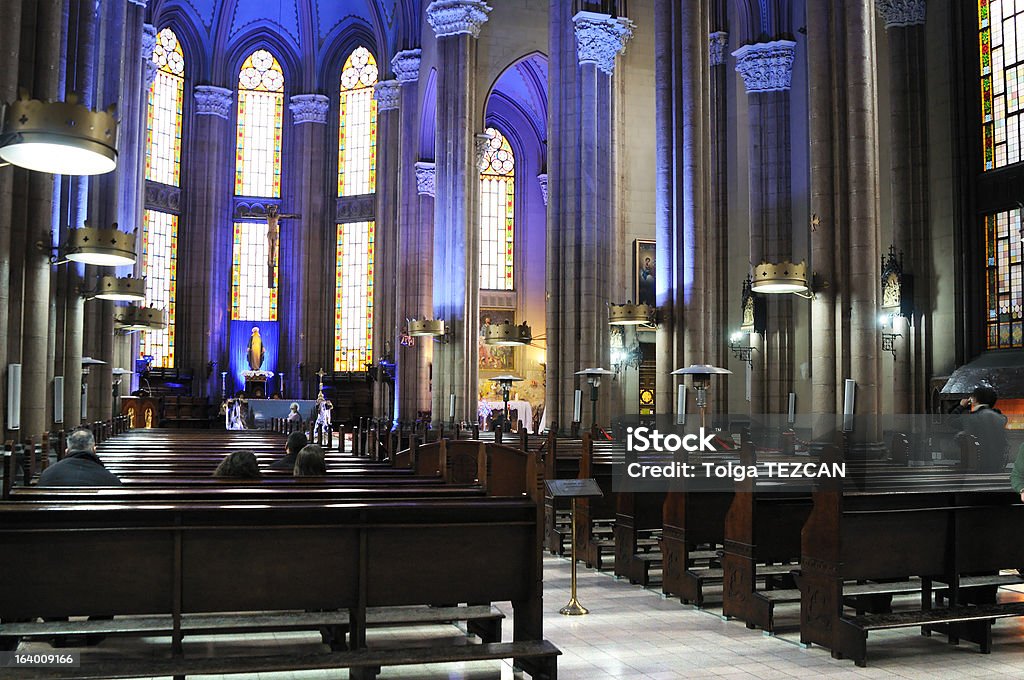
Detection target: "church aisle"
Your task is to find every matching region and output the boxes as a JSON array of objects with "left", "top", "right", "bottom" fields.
[{"left": 14, "top": 554, "right": 1024, "bottom": 679}]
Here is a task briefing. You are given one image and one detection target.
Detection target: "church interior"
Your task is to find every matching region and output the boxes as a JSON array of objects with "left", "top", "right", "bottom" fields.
[{"left": 1, "top": 0, "right": 1024, "bottom": 678}]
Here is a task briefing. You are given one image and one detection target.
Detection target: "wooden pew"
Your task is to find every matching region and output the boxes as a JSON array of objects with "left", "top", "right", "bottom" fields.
[{"left": 613, "top": 488, "right": 665, "bottom": 586}]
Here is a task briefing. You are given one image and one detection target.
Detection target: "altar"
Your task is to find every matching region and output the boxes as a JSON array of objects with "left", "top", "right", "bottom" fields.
[
  {"left": 480, "top": 400, "right": 534, "bottom": 433},
  {"left": 246, "top": 399, "right": 319, "bottom": 428}
]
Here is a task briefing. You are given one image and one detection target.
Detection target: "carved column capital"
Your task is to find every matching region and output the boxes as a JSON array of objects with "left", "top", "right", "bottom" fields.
[
  {"left": 426, "top": 0, "right": 492, "bottom": 39},
  {"left": 709, "top": 31, "right": 729, "bottom": 67},
  {"left": 288, "top": 94, "right": 330, "bottom": 124},
  {"left": 415, "top": 161, "right": 436, "bottom": 197},
  {"left": 573, "top": 11, "right": 634, "bottom": 75},
  {"left": 537, "top": 173, "right": 548, "bottom": 206},
  {"left": 732, "top": 40, "right": 796, "bottom": 93},
  {"left": 392, "top": 49, "right": 422, "bottom": 84},
  {"left": 875, "top": 0, "right": 926, "bottom": 28},
  {"left": 373, "top": 80, "right": 401, "bottom": 112},
  {"left": 142, "top": 24, "right": 158, "bottom": 88},
  {"left": 194, "top": 85, "right": 233, "bottom": 119}
]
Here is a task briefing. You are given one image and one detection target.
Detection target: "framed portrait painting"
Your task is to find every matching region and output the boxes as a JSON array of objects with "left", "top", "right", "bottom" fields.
[
  {"left": 479, "top": 308, "right": 515, "bottom": 371},
  {"left": 635, "top": 239, "right": 656, "bottom": 306}
]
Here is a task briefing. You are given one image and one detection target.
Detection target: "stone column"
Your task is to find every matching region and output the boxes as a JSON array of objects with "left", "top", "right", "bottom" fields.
[
  {"left": 21, "top": 0, "right": 64, "bottom": 437},
  {"left": 372, "top": 80, "right": 401, "bottom": 421},
  {"left": 426, "top": 0, "right": 491, "bottom": 425},
  {"left": 733, "top": 40, "right": 797, "bottom": 414},
  {"left": 877, "top": 0, "right": 928, "bottom": 414},
  {"left": 709, "top": 29, "right": 729, "bottom": 412},
  {"left": 181, "top": 86, "right": 234, "bottom": 398},
  {"left": 392, "top": 49, "right": 432, "bottom": 424},
  {"left": 654, "top": 0, "right": 709, "bottom": 418},
  {"left": 0, "top": 0, "right": 21, "bottom": 435}
]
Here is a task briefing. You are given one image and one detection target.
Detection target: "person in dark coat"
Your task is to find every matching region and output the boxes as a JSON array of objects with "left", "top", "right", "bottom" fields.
[
  {"left": 950, "top": 385, "right": 1009, "bottom": 473},
  {"left": 269, "top": 430, "right": 308, "bottom": 471},
  {"left": 38, "top": 428, "right": 121, "bottom": 487}
]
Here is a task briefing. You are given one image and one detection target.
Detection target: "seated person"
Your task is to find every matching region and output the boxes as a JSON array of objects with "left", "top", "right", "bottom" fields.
[
  {"left": 38, "top": 428, "right": 121, "bottom": 487},
  {"left": 949, "top": 385, "right": 1009, "bottom": 472},
  {"left": 294, "top": 444, "right": 327, "bottom": 477},
  {"left": 213, "top": 451, "right": 262, "bottom": 479},
  {"left": 269, "top": 431, "right": 308, "bottom": 471},
  {"left": 1012, "top": 443, "right": 1024, "bottom": 503}
]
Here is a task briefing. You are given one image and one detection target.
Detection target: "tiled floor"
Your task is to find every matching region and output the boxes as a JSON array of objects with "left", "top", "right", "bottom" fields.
[{"left": 14, "top": 555, "right": 1024, "bottom": 679}]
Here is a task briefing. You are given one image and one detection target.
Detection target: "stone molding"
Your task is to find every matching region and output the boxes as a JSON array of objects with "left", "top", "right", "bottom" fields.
[
  {"left": 426, "top": 0, "right": 492, "bottom": 39},
  {"left": 142, "top": 24, "right": 158, "bottom": 87},
  {"left": 144, "top": 181, "right": 181, "bottom": 214},
  {"left": 373, "top": 80, "right": 401, "bottom": 112},
  {"left": 573, "top": 11, "right": 634, "bottom": 76},
  {"left": 415, "top": 161, "right": 436, "bottom": 197},
  {"left": 194, "top": 85, "right": 233, "bottom": 119},
  {"left": 709, "top": 31, "right": 729, "bottom": 67},
  {"left": 731, "top": 40, "right": 796, "bottom": 93},
  {"left": 537, "top": 173, "right": 548, "bottom": 206},
  {"left": 392, "top": 49, "right": 422, "bottom": 83},
  {"left": 128, "top": 0, "right": 148, "bottom": 7},
  {"left": 288, "top": 94, "right": 329, "bottom": 124},
  {"left": 336, "top": 194, "right": 375, "bottom": 222},
  {"left": 474, "top": 133, "right": 492, "bottom": 171},
  {"left": 875, "top": 0, "right": 926, "bottom": 28},
  {"left": 233, "top": 198, "right": 281, "bottom": 219}
]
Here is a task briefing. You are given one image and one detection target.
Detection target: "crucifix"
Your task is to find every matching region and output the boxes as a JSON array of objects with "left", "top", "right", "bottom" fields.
[
  {"left": 238, "top": 204, "right": 301, "bottom": 288},
  {"left": 315, "top": 367, "right": 326, "bottom": 392}
]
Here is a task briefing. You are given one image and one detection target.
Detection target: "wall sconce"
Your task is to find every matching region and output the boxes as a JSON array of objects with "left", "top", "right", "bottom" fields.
[
  {"left": 483, "top": 320, "right": 532, "bottom": 346},
  {"left": 0, "top": 91, "right": 118, "bottom": 175},
  {"left": 740, "top": 275, "right": 767, "bottom": 334},
  {"left": 114, "top": 305, "right": 167, "bottom": 332},
  {"left": 407, "top": 318, "right": 447, "bottom": 343},
  {"left": 880, "top": 244, "right": 913, "bottom": 318},
  {"left": 608, "top": 302, "right": 656, "bottom": 326},
  {"left": 82, "top": 275, "right": 146, "bottom": 302},
  {"left": 751, "top": 260, "right": 814, "bottom": 298},
  {"left": 878, "top": 313, "right": 901, "bottom": 360},
  {"left": 729, "top": 331, "right": 756, "bottom": 368},
  {"left": 45, "top": 223, "right": 137, "bottom": 267}
]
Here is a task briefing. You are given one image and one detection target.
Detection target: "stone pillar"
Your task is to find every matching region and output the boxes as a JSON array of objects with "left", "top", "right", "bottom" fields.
[
  {"left": 877, "top": 0, "right": 928, "bottom": 414},
  {"left": 653, "top": 0, "right": 709, "bottom": 418},
  {"left": 182, "top": 86, "right": 234, "bottom": 398},
  {"left": 733, "top": 40, "right": 797, "bottom": 414},
  {"left": 392, "top": 49, "right": 432, "bottom": 424},
  {"left": 709, "top": 29, "right": 729, "bottom": 412},
  {"left": 372, "top": 79, "right": 401, "bottom": 421},
  {"left": 426, "top": 0, "right": 491, "bottom": 425},
  {"left": 21, "top": 0, "right": 64, "bottom": 438},
  {"left": 0, "top": 0, "right": 21, "bottom": 435},
  {"left": 806, "top": 0, "right": 883, "bottom": 441}
]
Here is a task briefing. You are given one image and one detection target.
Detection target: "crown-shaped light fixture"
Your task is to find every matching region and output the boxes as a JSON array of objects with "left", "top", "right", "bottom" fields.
[
  {"left": 86, "top": 275, "right": 146, "bottom": 302},
  {"left": 0, "top": 91, "right": 118, "bottom": 175},
  {"left": 483, "top": 320, "right": 533, "bottom": 346},
  {"left": 114, "top": 305, "right": 166, "bottom": 331},
  {"left": 64, "top": 223, "right": 136, "bottom": 267},
  {"left": 407, "top": 318, "right": 446, "bottom": 337},
  {"left": 751, "top": 260, "right": 810, "bottom": 296},
  {"left": 608, "top": 302, "right": 656, "bottom": 326}
]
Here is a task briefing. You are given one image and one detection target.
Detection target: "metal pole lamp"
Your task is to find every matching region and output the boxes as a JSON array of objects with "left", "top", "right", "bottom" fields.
[
  {"left": 670, "top": 365, "right": 731, "bottom": 430},
  {"left": 489, "top": 374, "right": 524, "bottom": 431},
  {"left": 574, "top": 367, "right": 615, "bottom": 430}
]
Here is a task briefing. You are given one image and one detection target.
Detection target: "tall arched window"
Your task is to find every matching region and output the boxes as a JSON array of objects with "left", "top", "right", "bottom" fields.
[
  {"left": 979, "top": 0, "right": 1024, "bottom": 170},
  {"left": 984, "top": 208, "right": 1023, "bottom": 348},
  {"left": 334, "top": 46, "right": 379, "bottom": 372},
  {"left": 141, "top": 27, "right": 184, "bottom": 367},
  {"left": 338, "top": 46, "right": 378, "bottom": 196},
  {"left": 232, "top": 49, "right": 284, "bottom": 321},
  {"left": 479, "top": 127, "right": 515, "bottom": 290}
]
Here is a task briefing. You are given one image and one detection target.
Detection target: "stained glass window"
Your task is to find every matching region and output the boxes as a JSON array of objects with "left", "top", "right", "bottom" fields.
[
  {"left": 145, "top": 28, "right": 184, "bottom": 186},
  {"left": 235, "top": 49, "right": 284, "bottom": 196},
  {"left": 984, "top": 208, "right": 1023, "bottom": 348},
  {"left": 338, "top": 46, "right": 378, "bottom": 196},
  {"left": 140, "top": 210, "right": 178, "bottom": 367},
  {"left": 479, "top": 127, "right": 515, "bottom": 290},
  {"left": 231, "top": 220, "right": 278, "bottom": 321},
  {"left": 334, "top": 221, "right": 375, "bottom": 371},
  {"left": 979, "top": 0, "right": 1024, "bottom": 170}
]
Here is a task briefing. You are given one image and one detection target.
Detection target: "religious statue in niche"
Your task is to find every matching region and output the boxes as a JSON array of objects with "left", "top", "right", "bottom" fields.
[{"left": 247, "top": 326, "right": 266, "bottom": 371}]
